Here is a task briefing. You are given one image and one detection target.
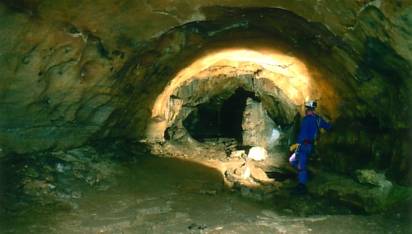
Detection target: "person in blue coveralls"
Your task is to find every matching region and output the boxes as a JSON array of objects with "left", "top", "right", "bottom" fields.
[{"left": 289, "top": 100, "right": 331, "bottom": 194}]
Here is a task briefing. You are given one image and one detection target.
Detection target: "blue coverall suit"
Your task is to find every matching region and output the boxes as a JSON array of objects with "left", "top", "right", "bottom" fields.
[{"left": 290, "top": 113, "right": 331, "bottom": 184}]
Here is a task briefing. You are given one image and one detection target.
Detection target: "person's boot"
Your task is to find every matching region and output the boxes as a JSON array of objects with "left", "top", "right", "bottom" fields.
[{"left": 291, "top": 183, "right": 307, "bottom": 195}]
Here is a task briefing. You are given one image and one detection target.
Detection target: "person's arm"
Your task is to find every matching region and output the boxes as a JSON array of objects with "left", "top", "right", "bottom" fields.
[{"left": 319, "top": 117, "right": 331, "bottom": 130}]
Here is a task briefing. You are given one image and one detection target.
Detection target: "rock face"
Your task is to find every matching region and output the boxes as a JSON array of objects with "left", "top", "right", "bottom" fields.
[
  {"left": 356, "top": 169, "right": 392, "bottom": 188},
  {"left": 0, "top": 6, "right": 124, "bottom": 153},
  {"left": 310, "top": 170, "right": 412, "bottom": 213},
  {"left": 150, "top": 66, "right": 298, "bottom": 143},
  {"left": 242, "top": 98, "right": 276, "bottom": 149},
  {"left": 0, "top": 143, "right": 129, "bottom": 209}
]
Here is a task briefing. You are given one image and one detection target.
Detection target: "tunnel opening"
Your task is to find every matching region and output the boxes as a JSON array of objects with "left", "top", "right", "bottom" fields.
[{"left": 183, "top": 88, "right": 257, "bottom": 142}]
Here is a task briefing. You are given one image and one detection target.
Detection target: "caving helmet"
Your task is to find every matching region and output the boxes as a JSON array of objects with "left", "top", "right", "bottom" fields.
[{"left": 304, "top": 100, "right": 317, "bottom": 110}]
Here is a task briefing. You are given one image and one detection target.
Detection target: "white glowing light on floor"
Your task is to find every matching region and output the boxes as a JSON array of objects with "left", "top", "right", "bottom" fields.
[{"left": 147, "top": 48, "right": 312, "bottom": 140}]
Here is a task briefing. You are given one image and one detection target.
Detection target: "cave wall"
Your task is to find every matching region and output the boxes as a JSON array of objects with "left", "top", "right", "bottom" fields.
[
  {"left": 0, "top": 4, "right": 127, "bottom": 153},
  {"left": 0, "top": 0, "right": 411, "bottom": 183}
]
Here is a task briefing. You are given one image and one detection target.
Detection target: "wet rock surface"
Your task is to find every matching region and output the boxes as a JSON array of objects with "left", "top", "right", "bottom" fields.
[
  {"left": 309, "top": 168, "right": 412, "bottom": 213},
  {"left": 150, "top": 136, "right": 412, "bottom": 214},
  {"left": 1, "top": 147, "right": 410, "bottom": 233},
  {"left": 0, "top": 141, "right": 143, "bottom": 216},
  {"left": 356, "top": 169, "right": 392, "bottom": 187}
]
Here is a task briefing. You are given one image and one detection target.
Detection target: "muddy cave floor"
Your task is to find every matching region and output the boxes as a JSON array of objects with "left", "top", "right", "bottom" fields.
[{"left": 0, "top": 141, "right": 411, "bottom": 234}]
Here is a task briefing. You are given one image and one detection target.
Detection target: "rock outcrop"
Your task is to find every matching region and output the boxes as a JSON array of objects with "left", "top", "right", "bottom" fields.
[
  {"left": 242, "top": 98, "right": 276, "bottom": 149},
  {"left": 309, "top": 169, "right": 412, "bottom": 213}
]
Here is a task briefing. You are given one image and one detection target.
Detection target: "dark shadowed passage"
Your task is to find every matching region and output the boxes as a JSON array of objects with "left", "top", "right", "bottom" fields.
[{"left": 183, "top": 88, "right": 257, "bottom": 142}]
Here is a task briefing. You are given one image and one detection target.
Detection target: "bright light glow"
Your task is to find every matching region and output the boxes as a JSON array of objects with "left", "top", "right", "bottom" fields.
[
  {"left": 152, "top": 49, "right": 310, "bottom": 116},
  {"left": 147, "top": 48, "right": 312, "bottom": 140}
]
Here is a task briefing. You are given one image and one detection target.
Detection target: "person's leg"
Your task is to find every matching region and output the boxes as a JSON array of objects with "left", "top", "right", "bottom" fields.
[
  {"left": 291, "top": 145, "right": 313, "bottom": 194},
  {"left": 290, "top": 149, "right": 308, "bottom": 194},
  {"left": 298, "top": 144, "right": 314, "bottom": 184},
  {"left": 297, "top": 151, "right": 308, "bottom": 184}
]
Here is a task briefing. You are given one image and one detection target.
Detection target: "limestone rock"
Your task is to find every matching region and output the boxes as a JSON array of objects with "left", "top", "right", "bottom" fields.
[
  {"left": 248, "top": 163, "right": 273, "bottom": 184},
  {"left": 225, "top": 162, "right": 249, "bottom": 182},
  {"left": 229, "top": 150, "right": 246, "bottom": 158},
  {"left": 233, "top": 163, "right": 251, "bottom": 179},
  {"left": 5, "top": 144, "right": 127, "bottom": 209},
  {"left": 242, "top": 98, "right": 276, "bottom": 149},
  {"left": 310, "top": 170, "right": 411, "bottom": 213},
  {"left": 356, "top": 169, "right": 392, "bottom": 188}
]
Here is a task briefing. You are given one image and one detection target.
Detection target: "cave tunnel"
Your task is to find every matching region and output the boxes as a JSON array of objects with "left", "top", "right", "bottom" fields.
[
  {"left": 0, "top": 1, "right": 411, "bottom": 233},
  {"left": 183, "top": 88, "right": 257, "bottom": 142}
]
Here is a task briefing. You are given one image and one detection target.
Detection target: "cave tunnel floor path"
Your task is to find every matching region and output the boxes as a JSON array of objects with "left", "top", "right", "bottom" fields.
[{"left": 1, "top": 156, "right": 409, "bottom": 233}]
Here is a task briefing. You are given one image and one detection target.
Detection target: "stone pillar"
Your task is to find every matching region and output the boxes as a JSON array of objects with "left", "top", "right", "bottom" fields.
[{"left": 241, "top": 98, "right": 276, "bottom": 149}]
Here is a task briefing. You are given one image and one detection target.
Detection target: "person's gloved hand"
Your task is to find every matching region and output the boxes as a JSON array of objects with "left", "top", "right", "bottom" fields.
[{"left": 289, "top": 143, "right": 299, "bottom": 152}]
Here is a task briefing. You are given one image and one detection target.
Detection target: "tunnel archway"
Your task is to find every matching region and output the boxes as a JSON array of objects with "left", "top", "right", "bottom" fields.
[
  {"left": 146, "top": 48, "right": 339, "bottom": 143},
  {"left": 129, "top": 6, "right": 411, "bottom": 208},
  {"left": 182, "top": 87, "right": 257, "bottom": 142}
]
